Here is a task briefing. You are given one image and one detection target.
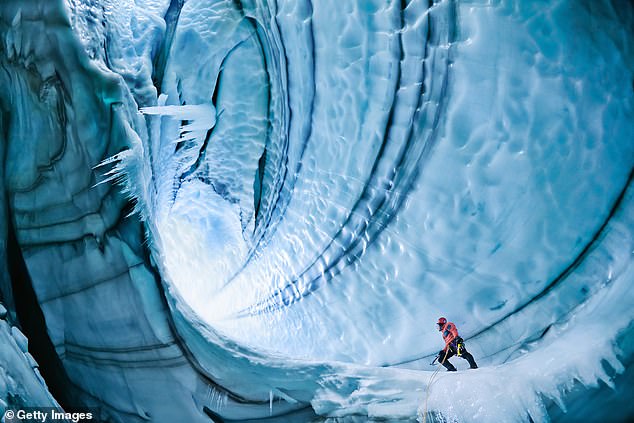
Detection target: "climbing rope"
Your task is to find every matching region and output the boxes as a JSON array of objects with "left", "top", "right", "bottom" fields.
[{"left": 422, "top": 348, "right": 449, "bottom": 423}]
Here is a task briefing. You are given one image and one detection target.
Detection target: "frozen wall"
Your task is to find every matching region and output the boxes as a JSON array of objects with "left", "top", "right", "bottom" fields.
[{"left": 0, "top": 0, "right": 632, "bottom": 422}]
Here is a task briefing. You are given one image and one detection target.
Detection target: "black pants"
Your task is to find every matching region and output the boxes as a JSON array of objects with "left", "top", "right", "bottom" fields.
[{"left": 438, "top": 339, "right": 478, "bottom": 371}]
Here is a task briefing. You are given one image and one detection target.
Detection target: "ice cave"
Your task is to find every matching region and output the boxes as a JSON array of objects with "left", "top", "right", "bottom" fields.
[{"left": 0, "top": 0, "right": 633, "bottom": 422}]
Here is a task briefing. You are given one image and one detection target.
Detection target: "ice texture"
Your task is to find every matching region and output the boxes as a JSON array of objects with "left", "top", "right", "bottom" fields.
[
  {"left": 0, "top": 0, "right": 633, "bottom": 422},
  {"left": 0, "top": 303, "right": 59, "bottom": 414}
]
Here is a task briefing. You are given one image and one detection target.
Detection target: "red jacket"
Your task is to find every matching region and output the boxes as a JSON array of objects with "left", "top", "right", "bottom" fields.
[{"left": 440, "top": 321, "right": 459, "bottom": 350}]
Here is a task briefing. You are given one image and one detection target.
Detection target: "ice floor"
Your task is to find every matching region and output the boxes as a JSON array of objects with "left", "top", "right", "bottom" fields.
[{"left": 0, "top": 0, "right": 633, "bottom": 422}]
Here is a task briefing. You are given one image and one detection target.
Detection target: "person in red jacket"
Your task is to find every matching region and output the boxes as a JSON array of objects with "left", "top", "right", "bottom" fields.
[{"left": 436, "top": 317, "right": 478, "bottom": 371}]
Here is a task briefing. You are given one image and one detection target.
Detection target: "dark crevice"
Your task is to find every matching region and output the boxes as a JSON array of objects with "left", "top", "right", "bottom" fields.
[
  {"left": 246, "top": 18, "right": 273, "bottom": 234},
  {"left": 178, "top": 126, "right": 214, "bottom": 183},
  {"left": 230, "top": 0, "right": 244, "bottom": 15},
  {"left": 6, "top": 212, "right": 84, "bottom": 410},
  {"left": 253, "top": 148, "right": 267, "bottom": 226},
  {"left": 203, "top": 407, "right": 225, "bottom": 423},
  {"left": 152, "top": 0, "right": 186, "bottom": 91},
  {"left": 0, "top": 109, "right": 15, "bottom": 313}
]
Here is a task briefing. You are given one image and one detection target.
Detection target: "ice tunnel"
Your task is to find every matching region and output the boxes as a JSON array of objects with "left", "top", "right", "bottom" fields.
[{"left": 0, "top": 0, "right": 633, "bottom": 422}]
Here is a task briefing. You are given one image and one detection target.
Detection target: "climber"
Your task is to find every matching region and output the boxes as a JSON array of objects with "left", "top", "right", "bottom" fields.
[{"left": 435, "top": 317, "right": 478, "bottom": 371}]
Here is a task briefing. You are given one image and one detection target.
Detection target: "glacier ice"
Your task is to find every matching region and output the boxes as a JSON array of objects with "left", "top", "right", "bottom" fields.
[
  {"left": 0, "top": 307, "right": 59, "bottom": 415},
  {"left": 0, "top": 0, "right": 633, "bottom": 422}
]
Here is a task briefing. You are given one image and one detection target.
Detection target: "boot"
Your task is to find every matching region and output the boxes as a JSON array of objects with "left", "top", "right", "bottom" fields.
[
  {"left": 463, "top": 352, "right": 478, "bottom": 369},
  {"left": 442, "top": 361, "right": 457, "bottom": 372}
]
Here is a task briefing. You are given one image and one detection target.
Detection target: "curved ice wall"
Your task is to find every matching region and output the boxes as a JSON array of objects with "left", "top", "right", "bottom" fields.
[{"left": 0, "top": 0, "right": 633, "bottom": 422}]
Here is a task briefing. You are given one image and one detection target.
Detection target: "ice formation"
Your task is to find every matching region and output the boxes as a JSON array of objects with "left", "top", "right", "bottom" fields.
[{"left": 0, "top": 0, "right": 633, "bottom": 422}]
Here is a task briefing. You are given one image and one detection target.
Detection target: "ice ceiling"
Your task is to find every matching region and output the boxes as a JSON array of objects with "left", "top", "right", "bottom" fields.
[{"left": 0, "top": 0, "right": 633, "bottom": 422}]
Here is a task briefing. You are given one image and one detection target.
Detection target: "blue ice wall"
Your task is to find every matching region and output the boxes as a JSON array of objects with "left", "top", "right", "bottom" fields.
[{"left": 0, "top": 0, "right": 633, "bottom": 422}]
